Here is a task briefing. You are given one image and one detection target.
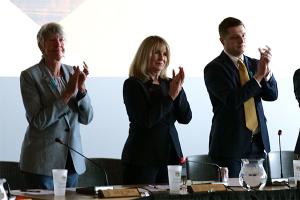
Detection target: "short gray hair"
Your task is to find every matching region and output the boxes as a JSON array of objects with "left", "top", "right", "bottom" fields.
[{"left": 37, "top": 22, "right": 65, "bottom": 53}]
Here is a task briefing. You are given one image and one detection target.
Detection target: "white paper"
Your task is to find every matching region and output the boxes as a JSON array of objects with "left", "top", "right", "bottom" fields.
[{"left": 293, "top": 160, "right": 300, "bottom": 181}]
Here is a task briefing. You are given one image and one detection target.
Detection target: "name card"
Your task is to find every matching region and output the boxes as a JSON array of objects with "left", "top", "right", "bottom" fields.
[
  {"left": 98, "top": 188, "right": 140, "bottom": 198},
  {"left": 188, "top": 184, "right": 226, "bottom": 193}
]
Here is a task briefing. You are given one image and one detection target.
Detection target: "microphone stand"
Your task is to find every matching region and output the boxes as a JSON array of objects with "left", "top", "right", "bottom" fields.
[
  {"left": 55, "top": 138, "right": 109, "bottom": 186},
  {"left": 265, "top": 130, "right": 289, "bottom": 187},
  {"left": 278, "top": 130, "right": 283, "bottom": 178}
]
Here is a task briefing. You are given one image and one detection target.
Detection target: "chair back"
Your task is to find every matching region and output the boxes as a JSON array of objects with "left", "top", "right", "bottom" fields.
[
  {"left": 77, "top": 158, "right": 122, "bottom": 187},
  {"left": 0, "top": 161, "right": 26, "bottom": 190},
  {"left": 267, "top": 151, "right": 297, "bottom": 179},
  {"left": 186, "top": 155, "right": 220, "bottom": 182}
]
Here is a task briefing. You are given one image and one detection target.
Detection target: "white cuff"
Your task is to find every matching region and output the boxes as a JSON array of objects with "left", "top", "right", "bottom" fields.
[{"left": 265, "top": 71, "right": 272, "bottom": 81}]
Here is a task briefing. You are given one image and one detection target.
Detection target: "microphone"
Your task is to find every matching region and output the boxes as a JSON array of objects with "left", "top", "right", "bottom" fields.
[
  {"left": 186, "top": 160, "right": 223, "bottom": 182},
  {"left": 55, "top": 138, "right": 109, "bottom": 186},
  {"left": 265, "top": 131, "right": 289, "bottom": 186},
  {"left": 278, "top": 130, "right": 283, "bottom": 178}
]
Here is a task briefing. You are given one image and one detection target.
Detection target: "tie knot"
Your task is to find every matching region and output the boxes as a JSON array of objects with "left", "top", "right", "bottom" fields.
[
  {"left": 238, "top": 59, "right": 247, "bottom": 72},
  {"left": 238, "top": 59, "right": 244, "bottom": 66}
]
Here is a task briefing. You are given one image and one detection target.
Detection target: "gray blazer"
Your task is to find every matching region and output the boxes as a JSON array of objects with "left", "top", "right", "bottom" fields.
[{"left": 19, "top": 60, "right": 93, "bottom": 176}]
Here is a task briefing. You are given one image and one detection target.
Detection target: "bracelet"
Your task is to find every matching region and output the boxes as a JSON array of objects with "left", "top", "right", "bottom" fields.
[
  {"left": 78, "top": 89, "right": 87, "bottom": 95},
  {"left": 76, "top": 89, "right": 87, "bottom": 100}
]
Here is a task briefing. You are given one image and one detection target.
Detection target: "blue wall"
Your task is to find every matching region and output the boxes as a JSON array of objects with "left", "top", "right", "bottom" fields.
[{"left": 0, "top": 76, "right": 299, "bottom": 161}]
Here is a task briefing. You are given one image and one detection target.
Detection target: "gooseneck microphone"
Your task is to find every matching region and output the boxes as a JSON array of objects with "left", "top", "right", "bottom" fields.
[
  {"left": 55, "top": 138, "right": 109, "bottom": 186},
  {"left": 278, "top": 130, "right": 283, "bottom": 178}
]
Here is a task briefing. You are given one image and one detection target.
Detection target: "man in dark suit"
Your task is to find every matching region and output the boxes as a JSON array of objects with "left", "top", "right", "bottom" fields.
[
  {"left": 293, "top": 69, "right": 300, "bottom": 107},
  {"left": 293, "top": 69, "right": 300, "bottom": 156},
  {"left": 204, "top": 17, "right": 278, "bottom": 177}
]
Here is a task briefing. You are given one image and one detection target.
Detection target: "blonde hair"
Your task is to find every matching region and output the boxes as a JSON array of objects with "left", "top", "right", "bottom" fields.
[{"left": 129, "top": 36, "right": 170, "bottom": 81}]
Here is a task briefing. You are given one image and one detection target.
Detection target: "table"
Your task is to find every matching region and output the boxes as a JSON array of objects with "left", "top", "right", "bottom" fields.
[
  {"left": 11, "top": 185, "right": 300, "bottom": 200},
  {"left": 12, "top": 188, "right": 140, "bottom": 200},
  {"left": 145, "top": 187, "right": 300, "bottom": 200}
]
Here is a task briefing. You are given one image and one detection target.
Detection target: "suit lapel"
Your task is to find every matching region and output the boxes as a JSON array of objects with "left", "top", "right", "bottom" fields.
[
  {"left": 40, "top": 62, "right": 61, "bottom": 97},
  {"left": 243, "top": 56, "right": 255, "bottom": 78},
  {"left": 39, "top": 61, "right": 72, "bottom": 130},
  {"left": 41, "top": 62, "right": 73, "bottom": 100},
  {"left": 219, "top": 51, "right": 240, "bottom": 84},
  {"left": 219, "top": 52, "right": 257, "bottom": 85},
  {"left": 59, "top": 64, "right": 73, "bottom": 129},
  {"left": 61, "top": 64, "right": 71, "bottom": 83}
]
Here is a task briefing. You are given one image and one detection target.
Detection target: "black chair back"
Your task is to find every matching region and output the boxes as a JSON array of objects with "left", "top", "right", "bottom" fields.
[
  {"left": 267, "top": 151, "right": 297, "bottom": 179},
  {"left": 0, "top": 161, "right": 26, "bottom": 190},
  {"left": 186, "top": 155, "right": 220, "bottom": 182},
  {"left": 77, "top": 158, "right": 122, "bottom": 187}
]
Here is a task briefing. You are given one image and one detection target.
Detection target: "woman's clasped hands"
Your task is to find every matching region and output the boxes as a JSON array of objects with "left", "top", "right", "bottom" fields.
[{"left": 62, "top": 61, "right": 89, "bottom": 103}]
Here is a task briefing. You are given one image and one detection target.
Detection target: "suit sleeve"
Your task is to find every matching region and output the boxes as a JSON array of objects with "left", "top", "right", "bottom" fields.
[
  {"left": 260, "top": 74, "right": 278, "bottom": 101},
  {"left": 76, "top": 93, "right": 93, "bottom": 125},
  {"left": 250, "top": 58, "right": 278, "bottom": 101},
  {"left": 204, "top": 62, "right": 262, "bottom": 110},
  {"left": 123, "top": 78, "right": 174, "bottom": 128},
  {"left": 293, "top": 69, "right": 300, "bottom": 106},
  {"left": 20, "top": 70, "right": 70, "bottom": 130},
  {"left": 173, "top": 88, "right": 192, "bottom": 124}
]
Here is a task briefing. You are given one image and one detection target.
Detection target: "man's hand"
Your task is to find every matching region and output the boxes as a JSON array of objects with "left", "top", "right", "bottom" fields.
[{"left": 254, "top": 45, "right": 272, "bottom": 82}]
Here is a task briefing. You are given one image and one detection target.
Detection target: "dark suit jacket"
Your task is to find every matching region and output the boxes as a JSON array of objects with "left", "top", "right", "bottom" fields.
[
  {"left": 293, "top": 69, "right": 300, "bottom": 154},
  {"left": 121, "top": 77, "right": 192, "bottom": 165},
  {"left": 293, "top": 68, "right": 300, "bottom": 106},
  {"left": 204, "top": 51, "right": 278, "bottom": 159}
]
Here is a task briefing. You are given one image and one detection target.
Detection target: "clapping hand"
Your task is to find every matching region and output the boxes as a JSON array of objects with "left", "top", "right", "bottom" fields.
[
  {"left": 169, "top": 66, "right": 185, "bottom": 100},
  {"left": 78, "top": 61, "right": 89, "bottom": 92},
  {"left": 62, "top": 61, "right": 90, "bottom": 103},
  {"left": 62, "top": 66, "right": 80, "bottom": 103},
  {"left": 255, "top": 46, "right": 272, "bottom": 82}
]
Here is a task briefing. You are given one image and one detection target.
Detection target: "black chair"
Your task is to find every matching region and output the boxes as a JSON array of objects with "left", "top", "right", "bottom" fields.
[
  {"left": 0, "top": 161, "right": 27, "bottom": 190},
  {"left": 77, "top": 158, "right": 122, "bottom": 187},
  {"left": 186, "top": 155, "right": 220, "bottom": 182},
  {"left": 267, "top": 151, "right": 297, "bottom": 179}
]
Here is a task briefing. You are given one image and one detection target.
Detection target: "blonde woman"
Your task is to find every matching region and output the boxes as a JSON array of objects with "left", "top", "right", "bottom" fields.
[{"left": 121, "top": 36, "right": 192, "bottom": 184}]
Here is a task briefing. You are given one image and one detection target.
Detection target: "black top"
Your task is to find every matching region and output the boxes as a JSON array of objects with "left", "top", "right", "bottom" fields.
[{"left": 121, "top": 77, "right": 192, "bottom": 165}]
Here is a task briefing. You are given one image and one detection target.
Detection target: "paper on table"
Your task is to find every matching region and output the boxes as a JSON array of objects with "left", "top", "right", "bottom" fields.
[
  {"left": 143, "top": 184, "right": 169, "bottom": 192},
  {"left": 227, "top": 178, "right": 241, "bottom": 186},
  {"left": 293, "top": 160, "right": 300, "bottom": 181},
  {"left": 18, "top": 189, "right": 54, "bottom": 195}
]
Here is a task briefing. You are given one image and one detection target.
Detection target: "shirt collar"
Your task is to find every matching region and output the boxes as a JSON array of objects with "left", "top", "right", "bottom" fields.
[{"left": 224, "top": 50, "right": 244, "bottom": 69}]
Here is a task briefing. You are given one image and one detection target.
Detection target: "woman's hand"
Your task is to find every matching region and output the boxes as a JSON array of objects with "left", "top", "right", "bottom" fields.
[
  {"left": 62, "top": 66, "right": 80, "bottom": 103},
  {"left": 78, "top": 61, "right": 89, "bottom": 92},
  {"left": 169, "top": 66, "right": 185, "bottom": 100}
]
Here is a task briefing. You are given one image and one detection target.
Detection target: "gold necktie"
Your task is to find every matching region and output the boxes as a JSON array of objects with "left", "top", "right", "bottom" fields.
[{"left": 238, "top": 59, "right": 258, "bottom": 132}]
